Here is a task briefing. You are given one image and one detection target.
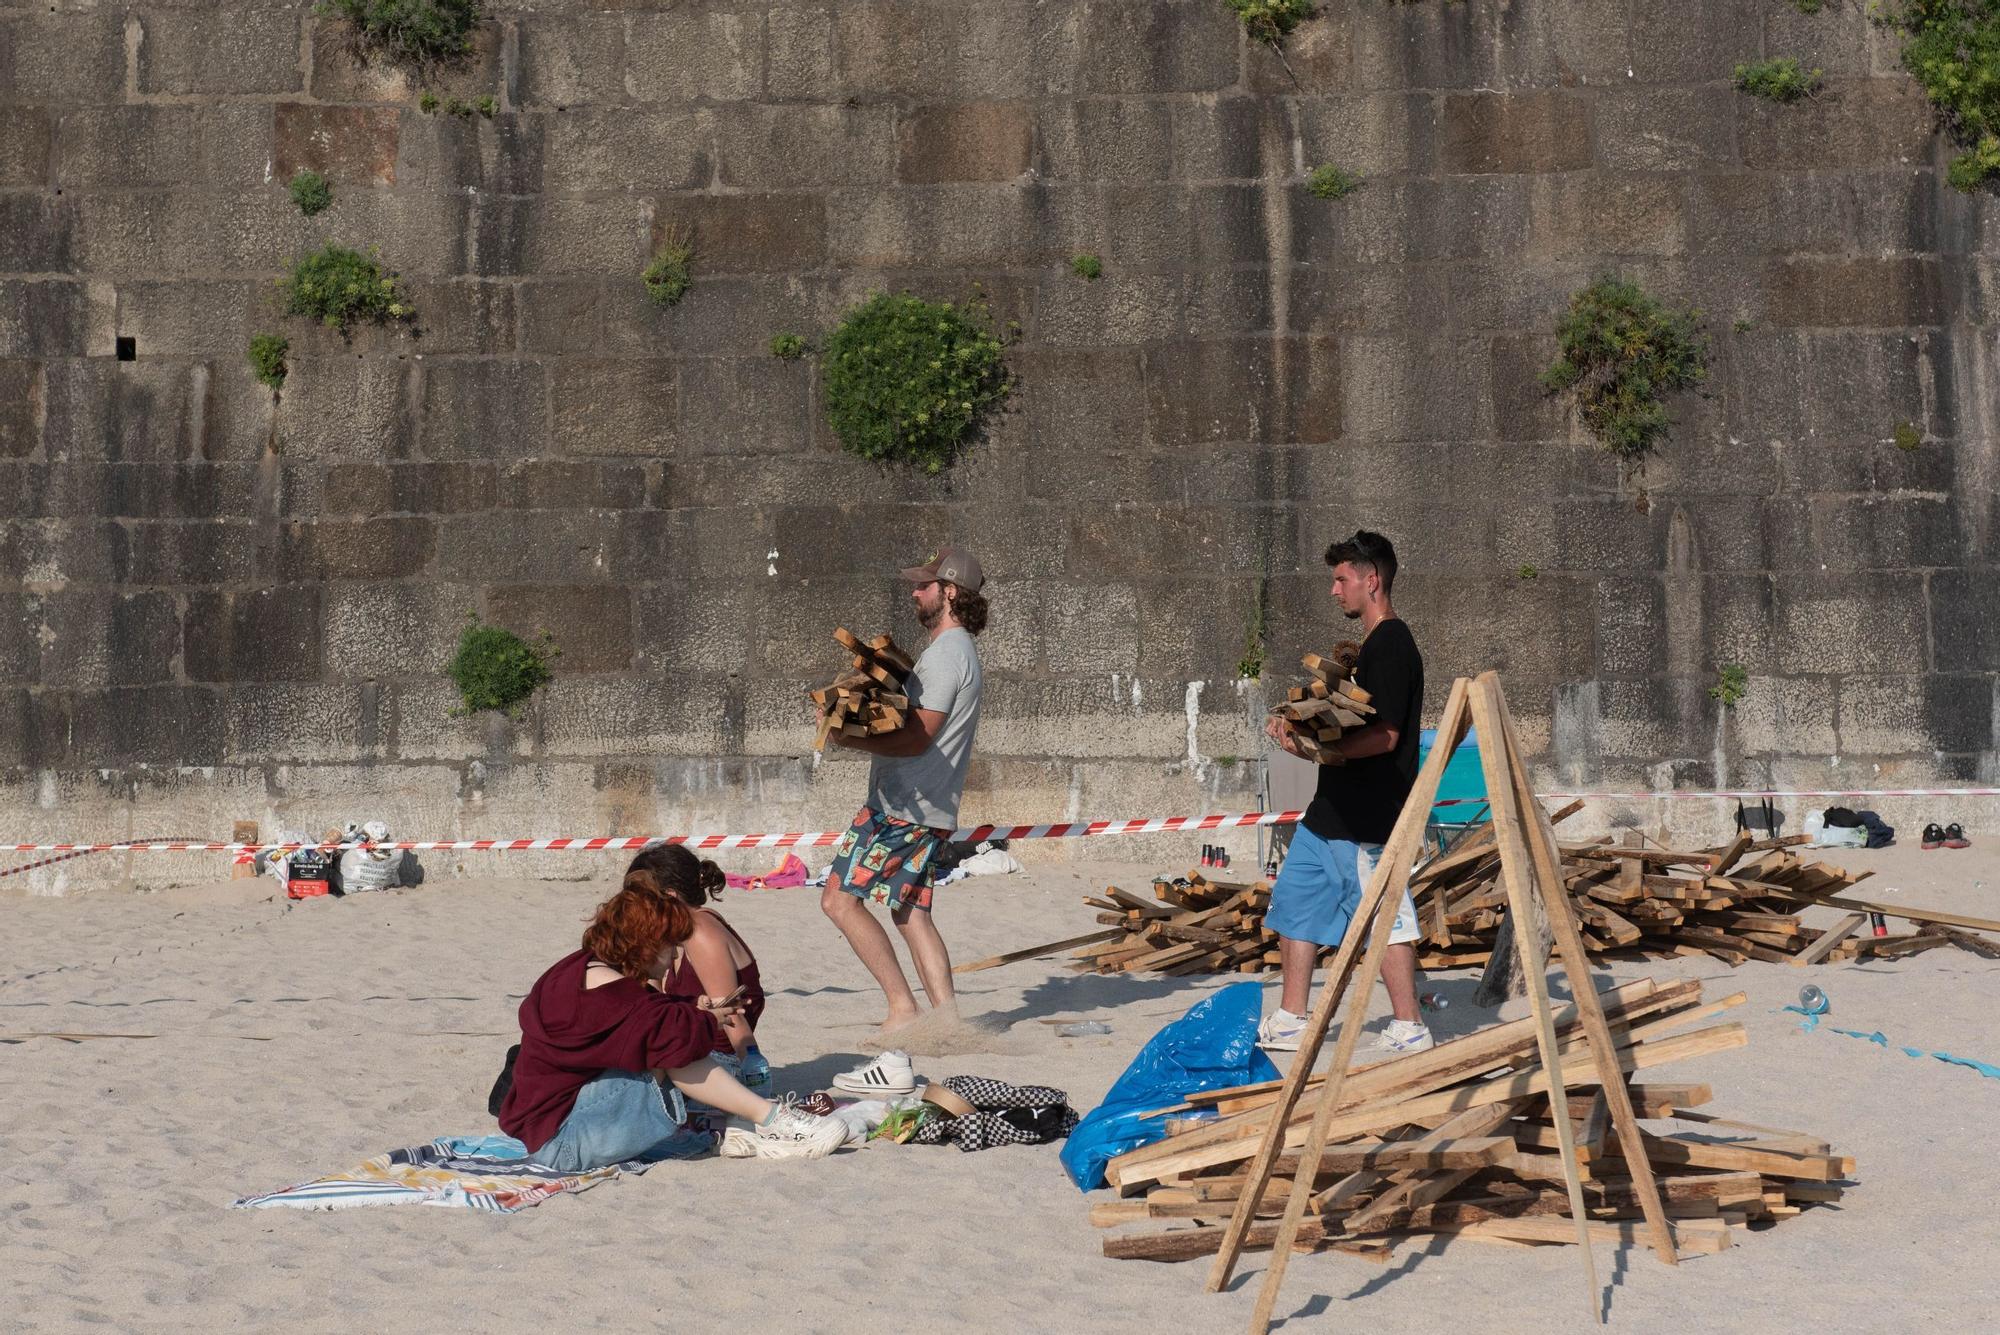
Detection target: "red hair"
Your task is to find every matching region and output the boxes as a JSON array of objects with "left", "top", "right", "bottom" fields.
[{"left": 581, "top": 869, "right": 697, "bottom": 978}]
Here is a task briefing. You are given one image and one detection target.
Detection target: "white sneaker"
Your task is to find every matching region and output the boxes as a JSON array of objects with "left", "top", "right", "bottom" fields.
[
  {"left": 1367, "top": 1019, "right": 1435, "bottom": 1058},
  {"left": 832, "top": 1049, "right": 917, "bottom": 1096},
  {"left": 1257, "top": 1008, "right": 1306, "bottom": 1053},
  {"left": 718, "top": 1096, "right": 848, "bottom": 1161}
]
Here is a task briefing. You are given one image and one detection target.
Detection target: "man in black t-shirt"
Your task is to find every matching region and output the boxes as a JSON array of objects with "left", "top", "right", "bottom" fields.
[{"left": 1258, "top": 531, "right": 1432, "bottom": 1056}]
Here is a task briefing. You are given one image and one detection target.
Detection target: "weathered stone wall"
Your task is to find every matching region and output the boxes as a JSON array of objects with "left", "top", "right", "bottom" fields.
[{"left": 1, "top": 0, "right": 1994, "bottom": 891}]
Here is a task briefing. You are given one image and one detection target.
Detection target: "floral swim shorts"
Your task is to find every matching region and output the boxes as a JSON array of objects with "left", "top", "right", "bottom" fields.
[{"left": 826, "top": 806, "right": 947, "bottom": 913}]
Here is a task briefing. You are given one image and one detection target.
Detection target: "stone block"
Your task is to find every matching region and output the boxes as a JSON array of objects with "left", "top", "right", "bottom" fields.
[
  {"left": 1844, "top": 168, "right": 1940, "bottom": 255},
  {"left": 1246, "top": 7, "right": 1353, "bottom": 93},
  {"left": 420, "top": 359, "right": 550, "bottom": 460},
  {"left": 322, "top": 580, "right": 479, "bottom": 681},
  {"left": 42, "top": 360, "right": 202, "bottom": 464},
  {"left": 433, "top": 510, "right": 614, "bottom": 584},
  {"left": 825, "top": 1, "right": 1078, "bottom": 101},
  {"left": 493, "top": 460, "right": 647, "bottom": 512},
  {"left": 541, "top": 108, "right": 710, "bottom": 192},
  {"left": 1929, "top": 569, "right": 1999, "bottom": 674},
  {"left": 0, "top": 194, "right": 75, "bottom": 273},
  {"left": 1171, "top": 95, "right": 1292, "bottom": 180},
  {"left": 1701, "top": 573, "right": 1781, "bottom": 675},
  {"left": 551, "top": 358, "right": 680, "bottom": 457},
  {"left": 99, "top": 461, "right": 261, "bottom": 521},
  {"left": 627, "top": 9, "right": 765, "bottom": 102},
  {"left": 467, "top": 195, "right": 651, "bottom": 278},
  {"left": 1836, "top": 673, "right": 1933, "bottom": 756},
  {"left": 107, "top": 280, "right": 261, "bottom": 360},
  {"left": 36, "top": 589, "right": 181, "bottom": 689},
  {"left": 516, "top": 14, "right": 627, "bottom": 108},
  {"left": 186, "top": 586, "right": 325, "bottom": 683},
  {"left": 1688, "top": 172, "right": 1849, "bottom": 257},
  {"left": 1922, "top": 675, "right": 1998, "bottom": 755},
  {"left": 1339, "top": 335, "right": 1494, "bottom": 442},
  {"left": 1009, "top": 346, "right": 1146, "bottom": 450},
  {"left": 1438, "top": 91, "right": 1591, "bottom": 175},
  {"left": 276, "top": 357, "right": 413, "bottom": 461},
  {"left": 54, "top": 104, "right": 272, "bottom": 189},
  {"left": 138, "top": 7, "right": 302, "bottom": 95},
  {"left": 1294, "top": 94, "right": 1435, "bottom": 179},
  {"left": 897, "top": 103, "right": 1033, "bottom": 184},
  {"left": 227, "top": 682, "right": 381, "bottom": 763},
  {"left": 1552, "top": 498, "right": 1663, "bottom": 572},
  {"left": 537, "top": 676, "right": 719, "bottom": 757},
  {"left": 0, "top": 105, "right": 48, "bottom": 187},
  {"left": 1068, "top": 504, "right": 1276, "bottom": 579},
  {"left": 1593, "top": 576, "right": 1666, "bottom": 677},
  {"left": 396, "top": 279, "right": 515, "bottom": 355},
  {"left": 273, "top": 103, "right": 399, "bottom": 187},
  {"left": 679, "top": 358, "right": 810, "bottom": 457},
  {"left": 1527, "top": 176, "right": 1688, "bottom": 259},
  {"left": 0, "top": 280, "right": 112, "bottom": 358},
  {"left": 0, "top": 13, "right": 127, "bottom": 104},
  {"left": 394, "top": 112, "right": 547, "bottom": 196},
  {"left": 1592, "top": 88, "right": 1735, "bottom": 172},
  {"left": 487, "top": 584, "right": 632, "bottom": 672},
  {"left": 714, "top": 103, "right": 895, "bottom": 189},
  {"left": 1078, "top": 0, "right": 1240, "bottom": 94},
  {"left": 1768, "top": 257, "right": 1943, "bottom": 329},
  {"left": 1773, "top": 572, "right": 1928, "bottom": 675},
  {"left": 1804, "top": 331, "right": 1924, "bottom": 445},
  {"left": 65, "top": 685, "right": 226, "bottom": 767},
  {"left": 666, "top": 193, "right": 826, "bottom": 274},
  {"left": 1626, "top": 0, "right": 1762, "bottom": 85},
  {"left": 308, "top": 16, "right": 503, "bottom": 103},
  {"left": 387, "top": 679, "right": 531, "bottom": 762},
  {"left": 634, "top": 581, "right": 753, "bottom": 676},
  {"left": 1038, "top": 99, "right": 1174, "bottom": 182},
  {"left": 1489, "top": 333, "right": 1566, "bottom": 442},
  {"left": 825, "top": 183, "right": 1032, "bottom": 269},
  {"left": 1142, "top": 337, "right": 1340, "bottom": 446},
  {"left": 276, "top": 517, "right": 436, "bottom": 582},
  {"left": 0, "top": 360, "right": 40, "bottom": 457},
  {"left": 114, "top": 520, "right": 259, "bottom": 586},
  {"left": 1738, "top": 79, "right": 1935, "bottom": 172}
]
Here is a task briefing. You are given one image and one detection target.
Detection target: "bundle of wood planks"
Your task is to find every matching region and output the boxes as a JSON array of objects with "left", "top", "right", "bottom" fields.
[
  {"left": 1072, "top": 873, "right": 1277, "bottom": 976},
  {"left": 1267, "top": 645, "right": 1373, "bottom": 763},
  {"left": 1410, "top": 826, "right": 1987, "bottom": 970},
  {"left": 1092, "top": 975, "right": 1851, "bottom": 1263},
  {"left": 808, "top": 628, "right": 915, "bottom": 752}
]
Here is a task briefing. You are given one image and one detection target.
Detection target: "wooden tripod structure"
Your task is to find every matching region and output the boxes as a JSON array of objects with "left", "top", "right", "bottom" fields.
[{"left": 1206, "top": 672, "right": 1680, "bottom": 1332}]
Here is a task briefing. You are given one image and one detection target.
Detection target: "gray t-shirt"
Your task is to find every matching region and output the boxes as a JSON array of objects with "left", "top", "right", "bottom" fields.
[{"left": 867, "top": 627, "right": 982, "bottom": 830}]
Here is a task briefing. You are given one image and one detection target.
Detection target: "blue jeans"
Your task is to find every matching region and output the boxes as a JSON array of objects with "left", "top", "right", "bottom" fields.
[
  {"left": 532, "top": 1070, "right": 710, "bottom": 1173},
  {"left": 1265, "top": 827, "right": 1421, "bottom": 949}
]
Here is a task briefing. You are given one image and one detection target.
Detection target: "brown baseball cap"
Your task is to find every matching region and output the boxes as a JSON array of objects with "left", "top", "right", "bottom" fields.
[{"left": 899, "top": 545, "right": 985, "bottom": 593}]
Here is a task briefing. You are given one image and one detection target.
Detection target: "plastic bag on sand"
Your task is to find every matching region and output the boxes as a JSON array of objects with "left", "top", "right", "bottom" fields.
[
  {"left": 829, "top": 1095, "right": 923, "bottom": 1147},
  {"left": 339, "top": 820, "right": 407, "bottom": 893},
  {"left": 1059, "top": 981, "right": 1279, "bottom": 1191}
]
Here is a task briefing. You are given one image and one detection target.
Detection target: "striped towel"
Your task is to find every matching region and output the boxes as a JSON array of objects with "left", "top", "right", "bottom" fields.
[{"left": 232, "top": 1135, "right": 666, "bottom": 1214}]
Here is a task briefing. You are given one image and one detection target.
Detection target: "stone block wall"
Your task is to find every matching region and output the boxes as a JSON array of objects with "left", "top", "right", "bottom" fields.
[{"left": 0, "top": 0, "right": 1994, "bottom": 891}]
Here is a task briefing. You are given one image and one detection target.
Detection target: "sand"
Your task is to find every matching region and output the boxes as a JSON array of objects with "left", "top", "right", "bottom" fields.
[{"left": 5, "top": 844, "right": 2000, "bottom": 1333}]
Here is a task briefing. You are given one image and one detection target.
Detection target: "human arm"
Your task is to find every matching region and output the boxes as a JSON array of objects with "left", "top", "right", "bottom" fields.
[
  {"left": 683, "top": 918, "right": 754, "bottom": 1059},
  {"left": 829, "top": 706, "right": 948, "bottom": 759}
]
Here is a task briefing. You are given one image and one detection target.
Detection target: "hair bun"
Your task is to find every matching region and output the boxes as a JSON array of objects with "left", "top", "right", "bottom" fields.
[{"left": 698, "top": 858, "right": 726, "bottom": 900}]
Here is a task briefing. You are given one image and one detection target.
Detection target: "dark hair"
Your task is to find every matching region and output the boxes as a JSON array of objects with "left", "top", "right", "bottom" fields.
[
  {"left": 625, "top": 844, "right": 727, "bottom": 908},
  {"left": 1324, "top": 530, "right": 1398, "bottom": 595},
  {"left": 581, "top": 869, "right": 696, "bottom": 978},
  {"left": 947, "top": 584, "right": 988, "bottom": 636}
]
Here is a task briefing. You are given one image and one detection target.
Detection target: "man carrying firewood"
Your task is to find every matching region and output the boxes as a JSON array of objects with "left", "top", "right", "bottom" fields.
[
  {"left": 1258, "top": 530, "right": 1432, "bottom": 1056},
  {"left": 819, "top": 547, "right": 987, "bottom": 1068}
]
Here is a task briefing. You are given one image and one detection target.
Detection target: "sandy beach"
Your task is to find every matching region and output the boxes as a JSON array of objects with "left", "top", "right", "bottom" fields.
[{"left": 5, "top": 844, "right": 2000, "bottom": 1334}]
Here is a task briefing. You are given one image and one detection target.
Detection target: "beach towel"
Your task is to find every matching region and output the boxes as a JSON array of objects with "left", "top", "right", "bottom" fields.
[
  {"left": 725, "top": 852, "right": 810, "bottom": 891},
  {"left": 231, "top": 1134, "right": 679, "bottom": 1214}
]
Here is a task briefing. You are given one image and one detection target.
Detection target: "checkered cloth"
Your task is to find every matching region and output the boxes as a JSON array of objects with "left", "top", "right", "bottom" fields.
[{"left": 907, "top": 1075, "right": 1079, "bottom": 1152}]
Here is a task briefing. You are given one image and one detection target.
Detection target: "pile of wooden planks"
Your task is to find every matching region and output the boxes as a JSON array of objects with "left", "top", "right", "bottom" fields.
[
  {"left": 1093, "top": 975, "right": 1851, "bottom": 1263},
  {"left": 1267, "top": 645, "right": 1373, "bottom": 763},
  {"left": 808, "top": 628, "right": 915, "bottom": 752},
  {"left": 1072, "top": 873, "right": 1277, "bottom": 976},
  {"left": 1411, "top": 826, "right": 1987, "bottom": 970}
]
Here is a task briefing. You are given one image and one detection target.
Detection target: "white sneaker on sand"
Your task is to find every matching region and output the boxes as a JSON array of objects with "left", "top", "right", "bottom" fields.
[
  {"left": 832, "top": 1049, "right": 917, "bottom": 1096},
  {"left": 719, "top": 1096, "right": 848, "bottom": 1161},
  {"left": 1257, "top": 1008, "right": 1306, "bottom": 1053},
  {"left": 1367, "top": 1019, "right": 1435, "bottom": 1058}
]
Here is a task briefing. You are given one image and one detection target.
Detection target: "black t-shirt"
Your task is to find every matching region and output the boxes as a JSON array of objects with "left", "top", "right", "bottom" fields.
[{"left": 1302, "top": 618, "right": 1424, "bottom": 846}]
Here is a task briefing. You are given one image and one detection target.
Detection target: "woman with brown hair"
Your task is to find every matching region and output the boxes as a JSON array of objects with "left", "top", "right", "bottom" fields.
[{"left": 497, "top": 864, "right": 844, "bottom": 1168}]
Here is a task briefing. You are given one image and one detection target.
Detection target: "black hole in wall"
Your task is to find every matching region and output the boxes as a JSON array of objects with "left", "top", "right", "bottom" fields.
[{"left": 115, "top": 337, "right": 136, "bottom": 361}]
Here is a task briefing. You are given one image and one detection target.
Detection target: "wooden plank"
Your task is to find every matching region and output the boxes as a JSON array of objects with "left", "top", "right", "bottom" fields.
[
  {"left": 1789, "top": 912, "right": 1868, "bottom": 966},
  {"left": 953, "top": 928, "right": 1124, "bottom": 974},
  {"left": 1757, "top": 888, "right": 2000, "bottom": 936}
]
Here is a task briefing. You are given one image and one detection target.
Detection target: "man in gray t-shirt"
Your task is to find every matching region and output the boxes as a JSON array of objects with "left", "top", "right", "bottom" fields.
[{"left": 819, "top": 546, "right": 987, "bottom": 1040}]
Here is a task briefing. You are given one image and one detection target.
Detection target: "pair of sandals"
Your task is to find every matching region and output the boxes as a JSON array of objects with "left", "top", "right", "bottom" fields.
[{"left": 1921, "top": 822, "right": 1971, "bottom": 850}]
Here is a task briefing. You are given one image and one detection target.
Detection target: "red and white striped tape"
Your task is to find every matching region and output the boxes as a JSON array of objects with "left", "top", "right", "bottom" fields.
[{"left": 2, "top": 787, "right": 1997, "bottom": 857}]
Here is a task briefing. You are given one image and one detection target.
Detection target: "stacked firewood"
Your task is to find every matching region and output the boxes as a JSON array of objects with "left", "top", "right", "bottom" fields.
[
  {"left": 1093, "top": 977, "right": 1851, "bottom": 1262},
  {"left": 1072, "top": 874, "right": 1275, "bottom": 976},
  {"left": 1267, "top": 644, "right": 1371, "bottom": 763},
  {"left": 808, "top": 628, "right": 915, "bottom": 752}
]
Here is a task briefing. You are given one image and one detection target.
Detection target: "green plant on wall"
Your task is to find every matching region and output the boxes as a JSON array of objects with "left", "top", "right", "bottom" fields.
[
  {"left": 769, "top": 332, "right": 808, "bottom": 360},
  {"left": 316, "top": 0, "right": 482, "bottom": 64},
  {"left": 282, "top": 244, "right": 414, "bottom": 331},
  {"left": 288, "top": 169, "right": 332, "bottom": 217},
  {"left": 1894, "top": 421, "right": 1923, "bottom": 450},
  {"left": 1226, "top": 0, "right": 1318, "bottom": 46},
  {"left": 1709, "top": 663, "right": 1749, "bottom": 708},
  {"left": 821, "top": 291, "right": 1011, "bottom": 474},
  {"left": 247, "top": 333, "right": 289, "bottom": 390},
  {"left": 1734, "top": 56, "right": 1825, "bottom": 101},
  {"left": 449, "top": 615, "right": 558, "bottom": 717},
  {"left": 1540, "top": 275, "right": 1709, "bottom": 463},
  {"left": 1236, "top": 593, "right": 1267, "bottom": 680},
  {"left": 1877, "top": 0, "right": 2000, "bottom": 190},
  {"left": 644, "top": 226, "right": 694, "bottom": 307},
  {"left": 1306, "top": 164, "right": 1361, "bottom": 199},
  {"left": 1071, "top": 253, "right": 1103, "bottom": 281}
]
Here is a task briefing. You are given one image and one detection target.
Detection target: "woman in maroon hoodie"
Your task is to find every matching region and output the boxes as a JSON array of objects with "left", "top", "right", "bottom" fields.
[{"left": 498, "top": 863, "right": 845, "bottom": 1168}]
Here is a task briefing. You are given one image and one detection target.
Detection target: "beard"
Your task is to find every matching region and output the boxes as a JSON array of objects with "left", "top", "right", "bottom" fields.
[
  {"left": 1340, "top": 604, "right": 1361, "bottom": 619},
  {"left": 916, "top": 595, "right": 944, "bottom": 629}
]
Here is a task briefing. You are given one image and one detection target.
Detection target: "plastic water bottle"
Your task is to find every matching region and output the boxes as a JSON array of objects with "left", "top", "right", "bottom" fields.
[
  {"left": 1420, "top": 992, "right": 1449, "bottom": 1013},
  {"left": 739, "top": 1045, "right": 771, "bottom": 1093}
]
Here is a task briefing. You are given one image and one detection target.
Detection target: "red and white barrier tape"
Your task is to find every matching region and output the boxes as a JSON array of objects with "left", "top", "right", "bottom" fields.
[{"left": 2, "top": 788, "right": 1997, "bottom": 857}]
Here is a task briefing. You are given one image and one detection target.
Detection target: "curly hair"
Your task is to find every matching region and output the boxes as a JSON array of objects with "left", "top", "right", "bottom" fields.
[
  {"left": 947, "top": 584, "right": 988, "bottom": 636},
  {"left": 580, "top": 868, "right": 697, "bottom": 979},
  {"left": 623, "top": 844, "right": 728, "bottom": 909}
]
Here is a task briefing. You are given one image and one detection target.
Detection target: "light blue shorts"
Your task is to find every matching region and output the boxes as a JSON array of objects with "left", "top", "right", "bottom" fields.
[
  {"left": 533, "top": 1070, "right": 711, "bottom": 1173},
  {"left": 1265, "top": 826, "right": 1421, "bottom": 950}
]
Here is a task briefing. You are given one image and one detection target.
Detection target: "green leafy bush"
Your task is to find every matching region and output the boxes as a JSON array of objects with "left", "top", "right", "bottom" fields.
[
  {"left": 1227, "top": 0, "right": 1318, "bottom": 46},
  {"left": 1517, "top": 564, "right": 1539, "bottom": 580},
  {"left": 643, "top": 226, "right": 693, "bottom": 307},
  {"left": 1733, "top": 56, "right": 1824, "bottom": 101},
  {"left": 1879, "top": 0, "right": 2000, "bottom": 190},
  {"left": 448, "top": 616, "right": 558, "bottom": 717},
  {"left": 1071, "top": 253, "right": 1103, "bottom": 281},
  {"left": 316, "top": 0, "right": 481, "bottom": 65},
  {"left": 769, "top": 332, "right": 808, "bottom": 360},
  {"left": 1709, "top": 664, "right": 1749, "bottom": 708},
  {"left": 1306, "top": 164, "right": 1361, "bottom": 199},
  {"left": 821, "top": 291, "right": 1011, "bottom": 474},
  {"left": 247, "top": 334, "right": 289, "bottom": 390},
  {"left": 1540, "top": 276, "right": 1709, "bottom": 463},
  {"left": 281, "top": 244, "right": 413, "bottom": 331},
  {"left": 1894, "top": 421, "right": 1923, "bottom": 450},
  {"left": 288, "top": 169, "right": 332, "bottom": 217}
]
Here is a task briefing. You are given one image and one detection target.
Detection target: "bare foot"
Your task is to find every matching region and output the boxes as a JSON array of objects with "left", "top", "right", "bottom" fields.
[{"left": 876, "top": 1009, "right": 922, "bottom": 1037}]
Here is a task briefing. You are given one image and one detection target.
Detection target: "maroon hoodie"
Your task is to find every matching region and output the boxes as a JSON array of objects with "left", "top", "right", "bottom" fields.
[{"left": 498, "top": 949, "right": 724, "bottom": 1153}]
